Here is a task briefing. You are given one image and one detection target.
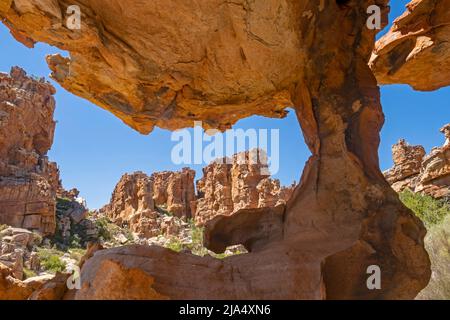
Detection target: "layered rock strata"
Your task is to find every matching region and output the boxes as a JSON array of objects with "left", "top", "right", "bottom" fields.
[
  {"left": 0, "top": 0, "right": 432, "bottom": 299},
  {"left": 384, "top": 124, "right": 450, "bottom": 198},
  {"left": 101, "top": 169, "right": 196, "bottom": 238},
  {"left": 0, "top": 67, "right": 59, "bottom": 235}
]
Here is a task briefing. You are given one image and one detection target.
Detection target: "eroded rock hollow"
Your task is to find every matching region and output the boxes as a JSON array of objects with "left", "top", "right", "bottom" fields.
[{"left": 0, "top": 0, "right": 432, "bottom": 299}]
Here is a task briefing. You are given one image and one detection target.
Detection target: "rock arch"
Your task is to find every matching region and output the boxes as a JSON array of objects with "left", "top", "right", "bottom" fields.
[{"left": 0, "top": 0, "right": 431, "bottom": 299}]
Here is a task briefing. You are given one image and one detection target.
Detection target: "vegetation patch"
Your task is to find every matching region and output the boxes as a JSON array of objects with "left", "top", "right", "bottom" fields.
[{"left": 37, "top": 248, "right": 66, "bottom": 273}]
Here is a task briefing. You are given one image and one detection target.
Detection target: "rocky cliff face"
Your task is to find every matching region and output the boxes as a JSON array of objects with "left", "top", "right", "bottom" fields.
[
  {"left": 195, "top": 149, "right": 293, "bottom": 225},
  {"left": 0, "top": 0, "right": 433, "bottom": 300},
  {"left": 0, "top": 67, "right": 59, "bottom": 235},
  {"left": 370, "top": 0, "right": 450, "bottom": 91},
  {"left": 384, "top": 124, "right": 450, "bottom": 198},
  {"left": 101, "top": 169, "right": 196, "bottom": 238}
]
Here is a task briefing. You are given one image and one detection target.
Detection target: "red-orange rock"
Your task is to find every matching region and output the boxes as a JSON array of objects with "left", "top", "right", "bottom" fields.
[
  {"left": 384, "top": 139, "right": 426, "bottom": 191},
  {"left": 371, "top": 0, "right": 450, "bottom": 91},
  {"left": 152, "top": 168, "right": 196, "bottom": 218},
  {"left": 101, "top": 169, "right": 196, "bottom": 238},
  {"left": 0, "top": 0, "right": 299, "bottom": 133},
  {"left": 384, "top": 124, "right": 450, "bottom": 198},
  {"left": 0, "top": 67, "right": 59, "bottom": 235}
]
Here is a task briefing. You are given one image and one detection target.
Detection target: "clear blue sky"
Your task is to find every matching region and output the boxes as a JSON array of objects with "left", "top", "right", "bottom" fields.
[{"left": 0, "top": 1, "right": 448, "bottom": 209}]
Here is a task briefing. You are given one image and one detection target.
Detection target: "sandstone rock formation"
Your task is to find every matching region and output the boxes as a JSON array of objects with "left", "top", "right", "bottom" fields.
[
  {"left": 0, "top": 0, "right": 298, "bottom": 133},
  {"left": 384, "top": 124, "right": 450, "bottom": 198},
  {"left": 1, "top": 0, "right": 432, "bottom": 299},
  {"left": 195, "top": 149, "right": 294, "bottom": 225},
  {"left": 101, "top": 169, "right": 196, "bottom": 238},
  {"left": 0, "top": 67, "right": 59, "bottom": 235},
  {"left": 0, "top": 262, "right": 33, "bottom": 299},
  {"left": 370, "top": 0, "right": 450, "bottom": 91},
  {"left": 0, "top": 227, "right": 42, "bottom": 280}
]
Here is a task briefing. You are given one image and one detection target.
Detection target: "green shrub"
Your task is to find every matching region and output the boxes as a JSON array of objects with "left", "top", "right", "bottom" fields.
[
  {"left": 37, "top": 248, "right": 66, "bottom": 273},
  {"left": 188, "top": 223, "right": 209, "bottom": 256},
  {"left": 399, "top": 190, "right": 450, "bottom": 227},
  {"left": 31, "top": 232, "right": 43, "bottom": 246}
]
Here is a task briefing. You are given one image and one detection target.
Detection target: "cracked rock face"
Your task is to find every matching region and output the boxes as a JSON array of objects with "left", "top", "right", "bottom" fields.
[
  {"left": 370, "top": 0, "right": 450, "bottom": 91},
  {"left": 0, "top": 0, "right": 432, "bottom": 299},
  {"left": 0, "top": 0, "right": 303, "bottom": 133},
  {"left": 101, "top": 170, "right": 196, "bottom": 238},
  {"left": 0, "top": 67, "right": 59, "bottom": 235},
  {"left": 195, "top": 149, "right": 293, "bottom": 225},
  {"left": 384, "top": 124, "right": 450, "bottom": 198}
]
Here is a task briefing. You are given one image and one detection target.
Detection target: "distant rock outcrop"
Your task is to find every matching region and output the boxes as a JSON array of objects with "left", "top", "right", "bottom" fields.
[
  {"left": 371, "top": 0, "right": 450, "bottom": 91},
  {"left": 101, "top": 169, "right": 196, "bottom": 238},
  {"left": 384, "top": 124, "right": 450, "bottom": 198},
  {"left": 195, "top": 149, "right": 294, "bottom": 225},
  {"left": 0, "top": 67, "right": 59, "bottom": 235}
]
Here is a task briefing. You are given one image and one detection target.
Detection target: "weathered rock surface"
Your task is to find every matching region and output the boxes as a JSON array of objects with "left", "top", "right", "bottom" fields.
[
  {"left": 370, "top": 0, "right": 450, "bottom": 91},
  {"left": 0, "top": 261, "right": 68, "bottom": 300},
  {"left": 152, "top": 169, "right": 196, "bottom": 218},
  {"left": 0, "top": 0, "right": 300, "bottom": 133},
  {"left": 0, "top": 262, "right": 32, "bottom": 299},
  {"left": 1, "top": 0, "right": 432, "bottom": 299},
  {"left": 195, "top": 149, "right": 293, "bottom": 225},
  {"left": 384, "top": 124, "right": 450, "bottom": 198},
  {"left": 0, "top": 67, "right": 59, "bottom": 235}
]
